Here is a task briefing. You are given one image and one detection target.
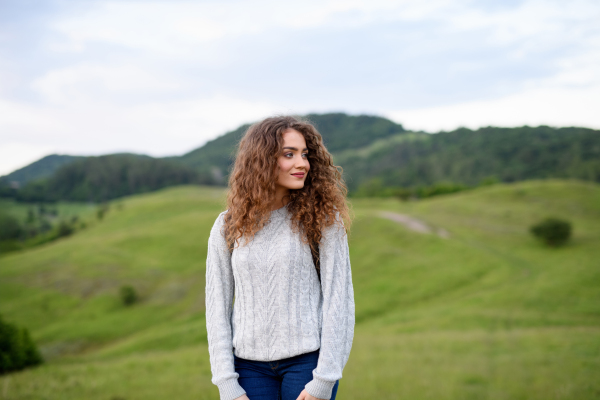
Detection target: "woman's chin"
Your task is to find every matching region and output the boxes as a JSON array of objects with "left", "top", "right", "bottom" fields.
[{"left": 286, "top": 182, "right": 305, "bottom": 190}]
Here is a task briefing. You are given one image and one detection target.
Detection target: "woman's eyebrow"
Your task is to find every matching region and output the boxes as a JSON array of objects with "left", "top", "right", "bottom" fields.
[{"left": 283, "top": 147, "right": 308, "bottom": 151}]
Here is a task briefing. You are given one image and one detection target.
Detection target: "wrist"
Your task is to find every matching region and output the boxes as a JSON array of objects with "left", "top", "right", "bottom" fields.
[
  {"left": 217, "top": 378, "right": 246, "bottom": 400},
  {"left": 305, "top": 376, "right": 336, "bottom": 400}
]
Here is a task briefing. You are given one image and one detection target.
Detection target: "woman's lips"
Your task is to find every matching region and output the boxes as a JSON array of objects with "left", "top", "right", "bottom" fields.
[{"left": 291, "top": 173, "right": 305, "bottom": 178}]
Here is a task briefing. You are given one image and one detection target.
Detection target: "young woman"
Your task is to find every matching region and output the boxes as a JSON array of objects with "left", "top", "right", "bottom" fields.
[{"left": 205, "top": 115, "right": 355, "bottom": 400}]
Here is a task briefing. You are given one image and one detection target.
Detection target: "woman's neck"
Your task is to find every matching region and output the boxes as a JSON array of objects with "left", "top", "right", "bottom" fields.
[{"left": 269, "top": 190, "right": 290, "bottom": 211}]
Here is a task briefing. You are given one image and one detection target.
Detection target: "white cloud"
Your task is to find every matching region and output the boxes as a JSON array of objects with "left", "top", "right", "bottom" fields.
[
  {"left": 1, "top": 0, "right": 599, "bottom": 175},
  {"left": 0, "top": 93, "right": 281, "bottom": 174},
  {"left": 388, "top": 84, "right": 600, "bottom": 132},
  {"left": 46, "top": 0, "right": 465, "bottom": 55},
  {"left": 31, "top": 63, "right": 181, "bottom": 104},
  {"left": 0, "top": 99, "right": 67, "bottom": 136}
]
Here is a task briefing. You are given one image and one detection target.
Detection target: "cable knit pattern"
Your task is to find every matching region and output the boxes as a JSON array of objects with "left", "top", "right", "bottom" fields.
[{"left": 205, "top": 203, "right": 355, "bottom": 400}]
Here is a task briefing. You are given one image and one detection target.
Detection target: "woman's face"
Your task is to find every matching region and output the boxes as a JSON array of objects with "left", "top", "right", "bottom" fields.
[{"left": 275, "top": 128, "right": 310, "bottom": 193}]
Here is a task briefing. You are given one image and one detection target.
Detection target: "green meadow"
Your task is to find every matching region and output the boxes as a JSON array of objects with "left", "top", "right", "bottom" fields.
[
  {"left": 0, "top": 199, "right": 96, "bottom": 222},
  {"left": 1, "top": 180, "right": 599, "bottom": 399}
]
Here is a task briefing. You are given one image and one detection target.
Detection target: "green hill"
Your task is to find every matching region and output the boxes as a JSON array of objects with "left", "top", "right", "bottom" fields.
[
  {"left": 14, "top": 153, "right": 209, "bottom": 202},
  {"left": 1, "top": 180, "right": 599, "bottom": 399},
  {"left": 339, "top": 125, "right": 600, "bottom": 191},
  {"left": 0, "top": 113, "right": 408, "bottom": 200},
  {"left": 3, "top": 115, "right": 599, "bottom": 203},
  {"left": 171, "top": 120, "right": 600, "bottom": 192},
  {"left": 0, "top": 154, "right": 84, "bottom": 188},
  {"left": 172, "top": 113, "right": 407, "bottom": 185}
]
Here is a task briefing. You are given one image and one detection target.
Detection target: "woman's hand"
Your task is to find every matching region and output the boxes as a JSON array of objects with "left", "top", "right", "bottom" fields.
[
  {"left": 296, "top": 389, "right": 326, "bottom": 400},
  {"left": 233, "top": 395, "right": 249, "bottom": 400}
]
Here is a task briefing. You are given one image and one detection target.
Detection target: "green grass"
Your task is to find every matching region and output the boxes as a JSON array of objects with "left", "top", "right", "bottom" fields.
[
  {"left": 0, "top": 198, "right": 98, "bottom": 254},
  {"left": 0, "top": 198, "right": 96, "bottom": 223},
  {"left": 1, "top": 180, "right": 599, "bottom": 399}
]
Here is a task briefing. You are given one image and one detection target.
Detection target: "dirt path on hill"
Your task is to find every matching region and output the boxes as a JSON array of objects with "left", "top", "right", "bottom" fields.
[{"left": 378, "top": 211, "right": 450, "bottom": 239}]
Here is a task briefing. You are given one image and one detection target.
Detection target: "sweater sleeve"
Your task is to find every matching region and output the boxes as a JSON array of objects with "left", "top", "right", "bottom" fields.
[
  {"left": 304, "top": 211, "right": 356, "bottom": 400},
  {"left": 205, "top": 211, "right": 247, "bottom": 400}
]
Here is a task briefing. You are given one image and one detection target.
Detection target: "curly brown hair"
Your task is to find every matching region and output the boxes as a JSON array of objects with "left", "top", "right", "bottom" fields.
[{"left": 222, "top": 115, "right": 353, "bottom": 272}]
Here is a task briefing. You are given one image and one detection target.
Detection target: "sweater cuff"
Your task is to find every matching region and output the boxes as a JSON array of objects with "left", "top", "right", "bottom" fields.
[
  {"left": 217, "top": 378, "right": 246, "bottom": 400},
  {"left": 305, "top": 377, "right": 336, "bottom": 400}
]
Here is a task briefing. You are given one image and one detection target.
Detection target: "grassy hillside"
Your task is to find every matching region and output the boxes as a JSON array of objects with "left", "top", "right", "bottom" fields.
[
  {"left": 0, "top": 198, "right": 95, "bottom": 223},
  {"left": 0, "top": 180, "right": 599, "bottom": 399}
]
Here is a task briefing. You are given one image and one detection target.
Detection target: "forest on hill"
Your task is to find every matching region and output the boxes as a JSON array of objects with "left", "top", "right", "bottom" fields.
[
  {"left": 3, "top": 154, "right": 206, "bottom": 202},
  {"left": 168, "top": 113, "right": 406, "bottom": 185},
  {"left": 341, "top": 125, "right": 600, "bottom": 193},
  {"left": 0, "top": 113, "right": 599, "bottom": 203},
  {"left": 0, "top": 154, "right": 84, "bottom": 187}
]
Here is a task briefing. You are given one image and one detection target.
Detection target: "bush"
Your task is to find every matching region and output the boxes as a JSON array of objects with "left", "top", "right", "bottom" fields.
[
  {"left": 26, "top": 208, "right": 35, "bottom": 223},
  {"left": 120, "top": 285, "right": 138, "bottom": 306},
  {"left": 97, "top": 203, "right": 109, "bottom": 220},
  {"left": 39, "top": 218, "right": 53, "bottom": 234},
  {"left": 57, "top": 220, "right": 74, "bottom": 238},
  {"left": 0, "top": 213, "right": 23, "bottom": 241},
  {"left": 394, "top": 187, "right": 414, "bottom": 201},
  {"left": 353, "top": 180, "right": 470, "bottom": 200},
  {"left": 414, "top": 182, "right": 469, "bottom": 198},
  {"left": 479, "top": 176, "right": 500, "bottom": 186},
  {"left": 0, "top": 240, "right": 22, "bottom": 253},
  {"left": 530, "top": 218, "right": 572, "bottom": 247},
  {"left": 0, "top": 314, "right": 43, "bottom": 375}
]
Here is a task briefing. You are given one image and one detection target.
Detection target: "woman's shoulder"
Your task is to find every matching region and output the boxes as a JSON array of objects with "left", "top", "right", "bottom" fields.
[
  {"left": 217, "top": 209, "right": 229, "bottom": 219},
  {"left": 328, "top": 206, "right": 343, "bottom": 225},
  {"left": 215, "top": 209, "right": 229, "bottom": 220},
  {"left": 321, "top": 207, "right": 346, "bottom": 238},
  {"left": 209, "top": 209, "right": 229, "bottom": 235}
]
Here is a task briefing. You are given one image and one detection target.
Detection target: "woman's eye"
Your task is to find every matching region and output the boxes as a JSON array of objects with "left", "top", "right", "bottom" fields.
[{"left": 284, "top": 152, "right": 308, "bottom": 158}]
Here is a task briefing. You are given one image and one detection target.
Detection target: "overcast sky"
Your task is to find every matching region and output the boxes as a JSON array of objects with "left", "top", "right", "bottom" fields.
[{"left": 1, "top": 0, "right": 599, "bottom": 176}]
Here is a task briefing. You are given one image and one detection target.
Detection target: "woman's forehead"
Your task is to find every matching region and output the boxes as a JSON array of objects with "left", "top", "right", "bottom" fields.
[{"left": 281, "top": 129, "right": 306, "bottom": 147}]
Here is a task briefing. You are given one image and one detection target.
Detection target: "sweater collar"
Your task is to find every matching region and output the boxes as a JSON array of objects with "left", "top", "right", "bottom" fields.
[{"left": 270, "top": 202, "right": 290, "bottom": 219}]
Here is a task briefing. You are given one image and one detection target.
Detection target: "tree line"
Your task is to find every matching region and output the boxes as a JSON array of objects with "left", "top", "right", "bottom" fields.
[
  {"left": 339, "top": 125, "right": 600, "bottom": 193},
  {"left": 1, "top": 116, "right": 599, "bottom": 203},
  {"left": 1, "top": 154, "right": 209, "bottom": 203}
]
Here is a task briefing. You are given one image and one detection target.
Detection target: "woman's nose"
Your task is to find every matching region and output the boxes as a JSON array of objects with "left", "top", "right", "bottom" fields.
[{"left": 295, "top": 157, "right": 308, "bottom": 168}]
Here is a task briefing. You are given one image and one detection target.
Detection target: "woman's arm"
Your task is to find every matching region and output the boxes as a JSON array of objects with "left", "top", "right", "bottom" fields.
[
  {"left": 304, "top": 212, "right": 356, "bottom": 400},
  {"left": 206, "top": 212, "right": 247, "bottom": 400}
]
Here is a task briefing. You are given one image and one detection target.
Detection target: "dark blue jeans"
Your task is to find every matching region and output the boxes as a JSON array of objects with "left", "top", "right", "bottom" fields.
[{"left": 233, "top": 349, "right": 339, "bottom": 400}]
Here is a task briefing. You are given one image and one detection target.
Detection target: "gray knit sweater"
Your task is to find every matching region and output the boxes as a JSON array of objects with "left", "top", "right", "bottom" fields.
[{"left": 205, "top": 202, "right": 355, "bottom": 400}]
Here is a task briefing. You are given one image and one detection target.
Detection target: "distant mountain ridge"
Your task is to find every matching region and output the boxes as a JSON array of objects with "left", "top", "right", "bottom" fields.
[
  {"left": 1, "top": 113, "right": 406, "bottom": 187},
  {"left": 1, "top": 154, "right": 85, "bottom": 188},
  {"left": 1, "top": 113, "right": 599, "bottom": 202},
  {"left": 10, "top": 153, "right": 205, "bottom": 202},
  {"left": 171, "top": 113, "right": 406, "bottom": 186},
  {"left": 337, "top": 125, "right": 600, "bottom": 191}
]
